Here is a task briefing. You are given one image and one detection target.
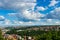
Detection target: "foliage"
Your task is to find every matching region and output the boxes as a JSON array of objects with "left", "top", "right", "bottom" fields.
[
  {"left": 6, "top": 28, "right": 60, "bottom": 40},
  {"left": 0, "top": 29, "right": 5, "bottom": 40}
]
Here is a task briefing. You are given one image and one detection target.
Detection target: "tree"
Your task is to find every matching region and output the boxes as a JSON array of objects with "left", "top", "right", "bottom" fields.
[{"left": 0, "top": 29, "right": 5, "bottom": 40}]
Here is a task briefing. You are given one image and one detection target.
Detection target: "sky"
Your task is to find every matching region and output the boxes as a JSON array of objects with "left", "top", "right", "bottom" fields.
[{"left": 0, "top": 0, "right": 60, "bottom": 26}]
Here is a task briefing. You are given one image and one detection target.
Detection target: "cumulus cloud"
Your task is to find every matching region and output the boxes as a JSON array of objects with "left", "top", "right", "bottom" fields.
[
  {"left": 47, "top": 19, "right": 52, "bottom": 22},
  {"left": 0, "top": 16, "right": 5, "bottom": 21},
  {"left": 49, "top": 0, "right": 59, "bottom": 7},
  {"left": 22, "top": 10, "right": 45, "bottom": 20},
  {"left": 4, "top": 19, "right": 11, "bottom": 25},
  {"left": 13, "top": 20, "right": 36, "bottom": 26},
  {"left": 0, "top": 0, "right": 45, "bottom": 22},
  {"left": 55, "top": 21, "right": 59, "bottom": 24},
  {"left": 36, "top": 6, "right": 45, "bottom": 11},
  {"left": 0, "top": 0, "right": 60, "bottom": 26},
  {"left": 45, "top": 7, "right": 60, "bottom": 19},
  {"left": 8, "top": 10, "right": 45, "bottom": 21},
  {"left": 5, "top": 0, "right": 45, "bottom": 21},
  {"left": 0, "top": 15, "right": 12, "bottom": 25},
  {"left": 0, "top": 0, "right": 36, "bottom": 10}
]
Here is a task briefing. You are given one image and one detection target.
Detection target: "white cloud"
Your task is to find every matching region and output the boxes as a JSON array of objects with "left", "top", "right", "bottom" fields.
[
  {"left": 0, "top": 0, "right": 36, "bottom": 10},
  {"left": 4, "top": 19, "right": 11, "bottom": 25},
  {"left": 36, "top": 6, "right": 45, "bottom": 11},
  {"left": 0, "top": 16, "right": 5, "bottom": 19},
  {"left": 55, "top": 7, "right": 60, "bottom": 12},
  {"left": 28, "top": 21, "right": 33, "bottom": 24},
  {"left": 55, "top": 21, "right": 59, "bottom": 24},
  {"left": 0, "top": 16, "right": 12, "bottom": 25},
  {"left": 1, "top": 0, "right": 44, "bottom": 22},
  {"left": 49, "top": 0, "right": 58, "bottom": 7},
  {"left": 44, "top": 19, "right": 60, "bottom": 25},
  {"left": 19, "top": 21, "right": 24, "bottom": 24},
  {"left": 0, "top": 19, "right": 13, "bottom": 25},
  {"left": 50, "top": 7, "right": 60, "bottom": 15},
  {"left": 13, "top": 20, "right": 35, "bottom": 25},
  {"left": 8, "top": 12, "right": 44, "bottom": 21},
  {"left": 8, "top": 13, "right": 17, "bottom": 17},
  {"left": 6, "top": 0, "right": 40, "bottom": 21},
  {"left": 22, "top": 10, "right": 45, "bottom": 20},
  {"left": 3, "top": 0, "right": 36, "bottom": 3},
  {"left": 0, "top": 0, "right": 60, "bottom": 26},
  {"left": 47, "top": 19, "right": 52, "bottom": 22},
  {"left": 11, "top": 2, "right": 36, "bottom": 11},
  {"left": 45, "top": 7, "right": 60, "bottom": 19},
  {"left": 0, "top": 16, "right": 5, "bottom": 21}
]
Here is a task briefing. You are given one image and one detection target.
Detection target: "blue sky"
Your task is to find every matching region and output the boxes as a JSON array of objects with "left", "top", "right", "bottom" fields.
[{"left": 0, "top": 0, "right": 60, "bottom": 26}]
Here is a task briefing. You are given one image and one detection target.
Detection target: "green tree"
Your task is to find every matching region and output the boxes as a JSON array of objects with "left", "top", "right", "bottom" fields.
[{"left": 0, "top": 29, "right": 5, "bottom": 40}]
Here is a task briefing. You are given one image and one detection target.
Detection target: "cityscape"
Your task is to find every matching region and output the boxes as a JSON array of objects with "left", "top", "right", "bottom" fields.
[
  {"left": 0, "top": 25, "right": 60, "bottom": 40},
  {"left": 0, "top": 0, "right": 60, "bottom": 40}
]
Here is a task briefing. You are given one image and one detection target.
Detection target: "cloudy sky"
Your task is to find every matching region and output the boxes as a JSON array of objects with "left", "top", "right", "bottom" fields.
[{"left": 0, "top": 0, "right": 60, "bottom": 26}]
